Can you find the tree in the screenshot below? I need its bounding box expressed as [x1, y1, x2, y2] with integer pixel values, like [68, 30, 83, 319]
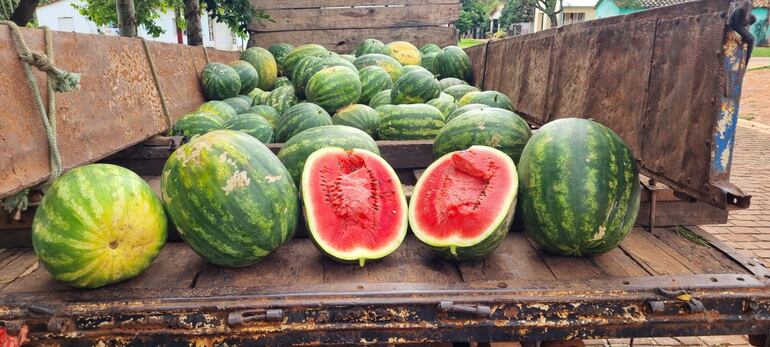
[455, 0, 501, 37]
[530, 0, 563, 28]
[115, 0, 138, 36]
[184, 0, 202, 45]
[72, 0, 183, 37]
[499, 0, 533, 30]
[4, 0, 39, 26]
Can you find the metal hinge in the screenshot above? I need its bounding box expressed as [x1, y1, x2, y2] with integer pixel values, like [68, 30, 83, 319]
[438, 301, 492, 317]
[647, 288, 705, 314]
[228, 309, 284, 326]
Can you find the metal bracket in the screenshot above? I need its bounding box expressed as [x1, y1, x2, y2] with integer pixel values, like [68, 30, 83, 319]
[228, 309, 284, 326]
[642, 179, 666, 232]
[438, 301, 492, 317]
[655, 288, 705, 314]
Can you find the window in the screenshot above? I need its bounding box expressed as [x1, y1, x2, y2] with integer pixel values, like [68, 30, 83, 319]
[58, 17, 75, 31]
[208, 16, 215, 42]
[563, 12, 586, 26]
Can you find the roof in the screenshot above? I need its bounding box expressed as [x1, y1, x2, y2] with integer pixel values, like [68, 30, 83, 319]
[615, 0, 691, 9]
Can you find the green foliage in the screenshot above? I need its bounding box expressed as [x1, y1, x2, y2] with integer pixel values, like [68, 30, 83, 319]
[455, 0, 501, 34]
[202, 0, 271, 38]
[614, 0, 643, 8]
[500, 0, 533, 29]
[458, 38, 486, 48]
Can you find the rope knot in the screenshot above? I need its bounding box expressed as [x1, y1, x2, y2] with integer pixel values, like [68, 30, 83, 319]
[23, 51, 81, 92]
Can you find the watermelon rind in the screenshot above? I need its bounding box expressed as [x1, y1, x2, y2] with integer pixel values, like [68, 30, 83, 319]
[240, 47, 278, 91]
[227, 60, 260, 95]
[201, 63, 241, 101]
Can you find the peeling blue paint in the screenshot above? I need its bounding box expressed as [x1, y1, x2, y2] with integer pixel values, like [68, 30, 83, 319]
[711, 33, 746, 177]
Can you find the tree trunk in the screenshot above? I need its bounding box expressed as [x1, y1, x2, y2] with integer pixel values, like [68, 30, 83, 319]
[547, 12, 558, 28]
[185, 0, 203, 46]
[115, 0, 137, 37]
[9, 0, 40, 26]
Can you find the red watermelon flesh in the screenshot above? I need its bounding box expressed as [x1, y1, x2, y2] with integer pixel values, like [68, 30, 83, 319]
[302, 147, 407, 265]
[410, 146, 518, 250]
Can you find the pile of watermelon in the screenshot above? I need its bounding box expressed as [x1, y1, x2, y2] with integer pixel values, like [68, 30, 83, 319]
[28, 38, 642, 289]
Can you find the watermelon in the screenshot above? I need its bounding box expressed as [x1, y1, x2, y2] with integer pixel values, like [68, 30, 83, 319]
[249, 88, 270, 105]
[339, 54, 356, 63]
[293, 56, 358, 98]
[306, 66, 362, 113]
[443, 84, 480, 101]
[241, 47, 278, 90]
[276, 103, 333, 142]
[380, 41, 421, 65]
[518, 118, 641, 256]
[277, 125, 380, 185]
[434, 108, 531, 162]
[247, 105, 280, 128]
[353, 54, 404, 82]
[274, 77, 292, 88]
[32, 164, 167, 288]
[161, 130, 298, 267]
[198, 100, 237, 122]
[427, 93, 458, 118]
[459, 91, 513, 111]
[222, 96, 252, 114]
[419, 43, 442, 55]
[420, 52, 439, 75]
[409, 146, 517, 260]
[332, 104, 380, 137]
[302, 147, 407, 266]
[446, 103, 490, 122]
[267, 43, 294, 74]
[369, 89, 392, 108]
[402, 65, 429, 74]
[355, 38, 385, 57]
[438, 77, 469, 90]
[376, 104, 445, 140]
[227, 60, 260, 94]
[390, 70, 441, 104]
[223, 113, 274, 143]
[266, 85, 298, 114]
[358, 66, 393, 104]
[283, 44, 329, 80]
[435, 46, 473, 82]
[201, 63, 241, 100]
[172, 112, 223, 138]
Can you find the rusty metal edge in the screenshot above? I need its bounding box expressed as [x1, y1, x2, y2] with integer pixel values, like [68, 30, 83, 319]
[689, 225, 770, 280]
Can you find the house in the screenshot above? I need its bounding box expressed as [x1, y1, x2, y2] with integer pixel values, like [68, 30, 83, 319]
[35, 0, 244, 50]
[595, 0, 769, 46]
[532, 0, 599, 33]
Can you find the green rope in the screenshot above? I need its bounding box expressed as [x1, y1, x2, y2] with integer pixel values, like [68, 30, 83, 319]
[0, 22, 80, 216]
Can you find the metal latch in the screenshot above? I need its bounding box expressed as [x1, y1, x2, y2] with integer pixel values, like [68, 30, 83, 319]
[438, 301, 491, 317]
[647, 288, 705, 314]
[228, 309, 284, 326]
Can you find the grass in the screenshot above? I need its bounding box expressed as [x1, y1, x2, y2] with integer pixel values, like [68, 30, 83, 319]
[753, 46, 770, 58]
[458, 38, 487, 49]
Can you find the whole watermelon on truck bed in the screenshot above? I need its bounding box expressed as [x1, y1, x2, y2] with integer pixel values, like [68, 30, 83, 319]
[302, 147, 408, 266]
[353, 54, 404, 82]
[332, 104, 380, 138]
[268, 43, 294, 74]
[32, 164, 167, 288]
[355, 38, 385, 57]
[283, 44, 329, 80]
[198, 100, 237, 122]
[172, 112, 223, 138]
[435, 46, 473, 82]
[376, 104, 445, 140]
[433, 107, 531, 162]
[409, 146, 518, 261]
[161, 130, 298, 267]
[390, 70, 441, 104]
[223, 113, 274, 143]
[518, 118, 640, 256]
[459, 91, 514, 111]
[201, 63, 241, 100]
[275, 103, 333, 142]
[227, 60, 259, 94]
[306, 66, 362, 113]
[358, 66, 393, 104]
[380, 41, 421, 65]
[241, 47, 278, 90]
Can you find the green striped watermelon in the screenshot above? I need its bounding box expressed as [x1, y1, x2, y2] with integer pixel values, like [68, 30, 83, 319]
[419, 43, 442, 55]
[266, 85, 298, 114]
[293, 56, 358, 98]
[247, 105, 280, 128]
[443, 84, 480, 101]
[434, 108, 531, 162]
[391, 70, 441, 104]
[223, 113, 274, 143]
[353, 54, 404, 82]
[339, 54, 356, 63]
[409, 146, 517, 260]
[274, 77, 292, 88]
[358, 66, 393, 104]
[249, 88, 270, 105]
[459, 91, 513, 111]
[420, 52, 439, 75]
[355, 38, 385, 57]
[33, 164, 167, 288]
[435, 46, 472, 82]
[276, 103, 333, 142]
[439, 77, 469, 90]
[222, 96, 252, 114]
[227, 60, 260, 94]
[277, 125, 380, 185]
[283, 44, 329, 80]
[201, 63, 241, 100]
[402, 65, 429, 74]
[268, 43, 294, 75]
[518, 118, 641, 256]
[198, 100, 237, 122]
[380, 41, 421, 65]
[332, 104, 380, 137]
[376, 104, 445, 140]
[369, 89, 392, 108]
[306, 66, 362, 113]
[446, 103, 489, 122]
[427, 93, 458, 118]
[241, 47, 278, 91]
[172, 112, 223, 138]
[161, 130, 298, 267]
[302, 147, 407, 266]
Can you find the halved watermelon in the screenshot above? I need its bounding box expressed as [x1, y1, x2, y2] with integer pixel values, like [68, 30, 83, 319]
[409, 146, 518, 260]
[302, 147, 407, 266]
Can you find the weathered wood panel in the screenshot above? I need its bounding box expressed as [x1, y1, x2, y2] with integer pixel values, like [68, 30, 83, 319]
[249, 26, 456, 53]
[464, 43, 486, 88]
[256, 0, 459, 9]
[0, 27, 239, 198]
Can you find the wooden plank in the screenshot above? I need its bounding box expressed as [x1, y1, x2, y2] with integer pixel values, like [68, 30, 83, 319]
[591, 248, 651, 278]
[322, 237, 462, 284]
[619, 228, 695, 275]
[378, 140, 434, 169]
[636, 199, 727, 227]
[458, 232, 557, 282]
[526, 237, 606, 280]
[195, 239, 325, 288]
[464, 43, 486, 88]
[147, 43, 209, 124]
[650, 227, 746, 274]
[250, 26, 457, 54]
[254, 0, 460, 10]
[0, 249, 39, 291]
[250, 4, 460, 32]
